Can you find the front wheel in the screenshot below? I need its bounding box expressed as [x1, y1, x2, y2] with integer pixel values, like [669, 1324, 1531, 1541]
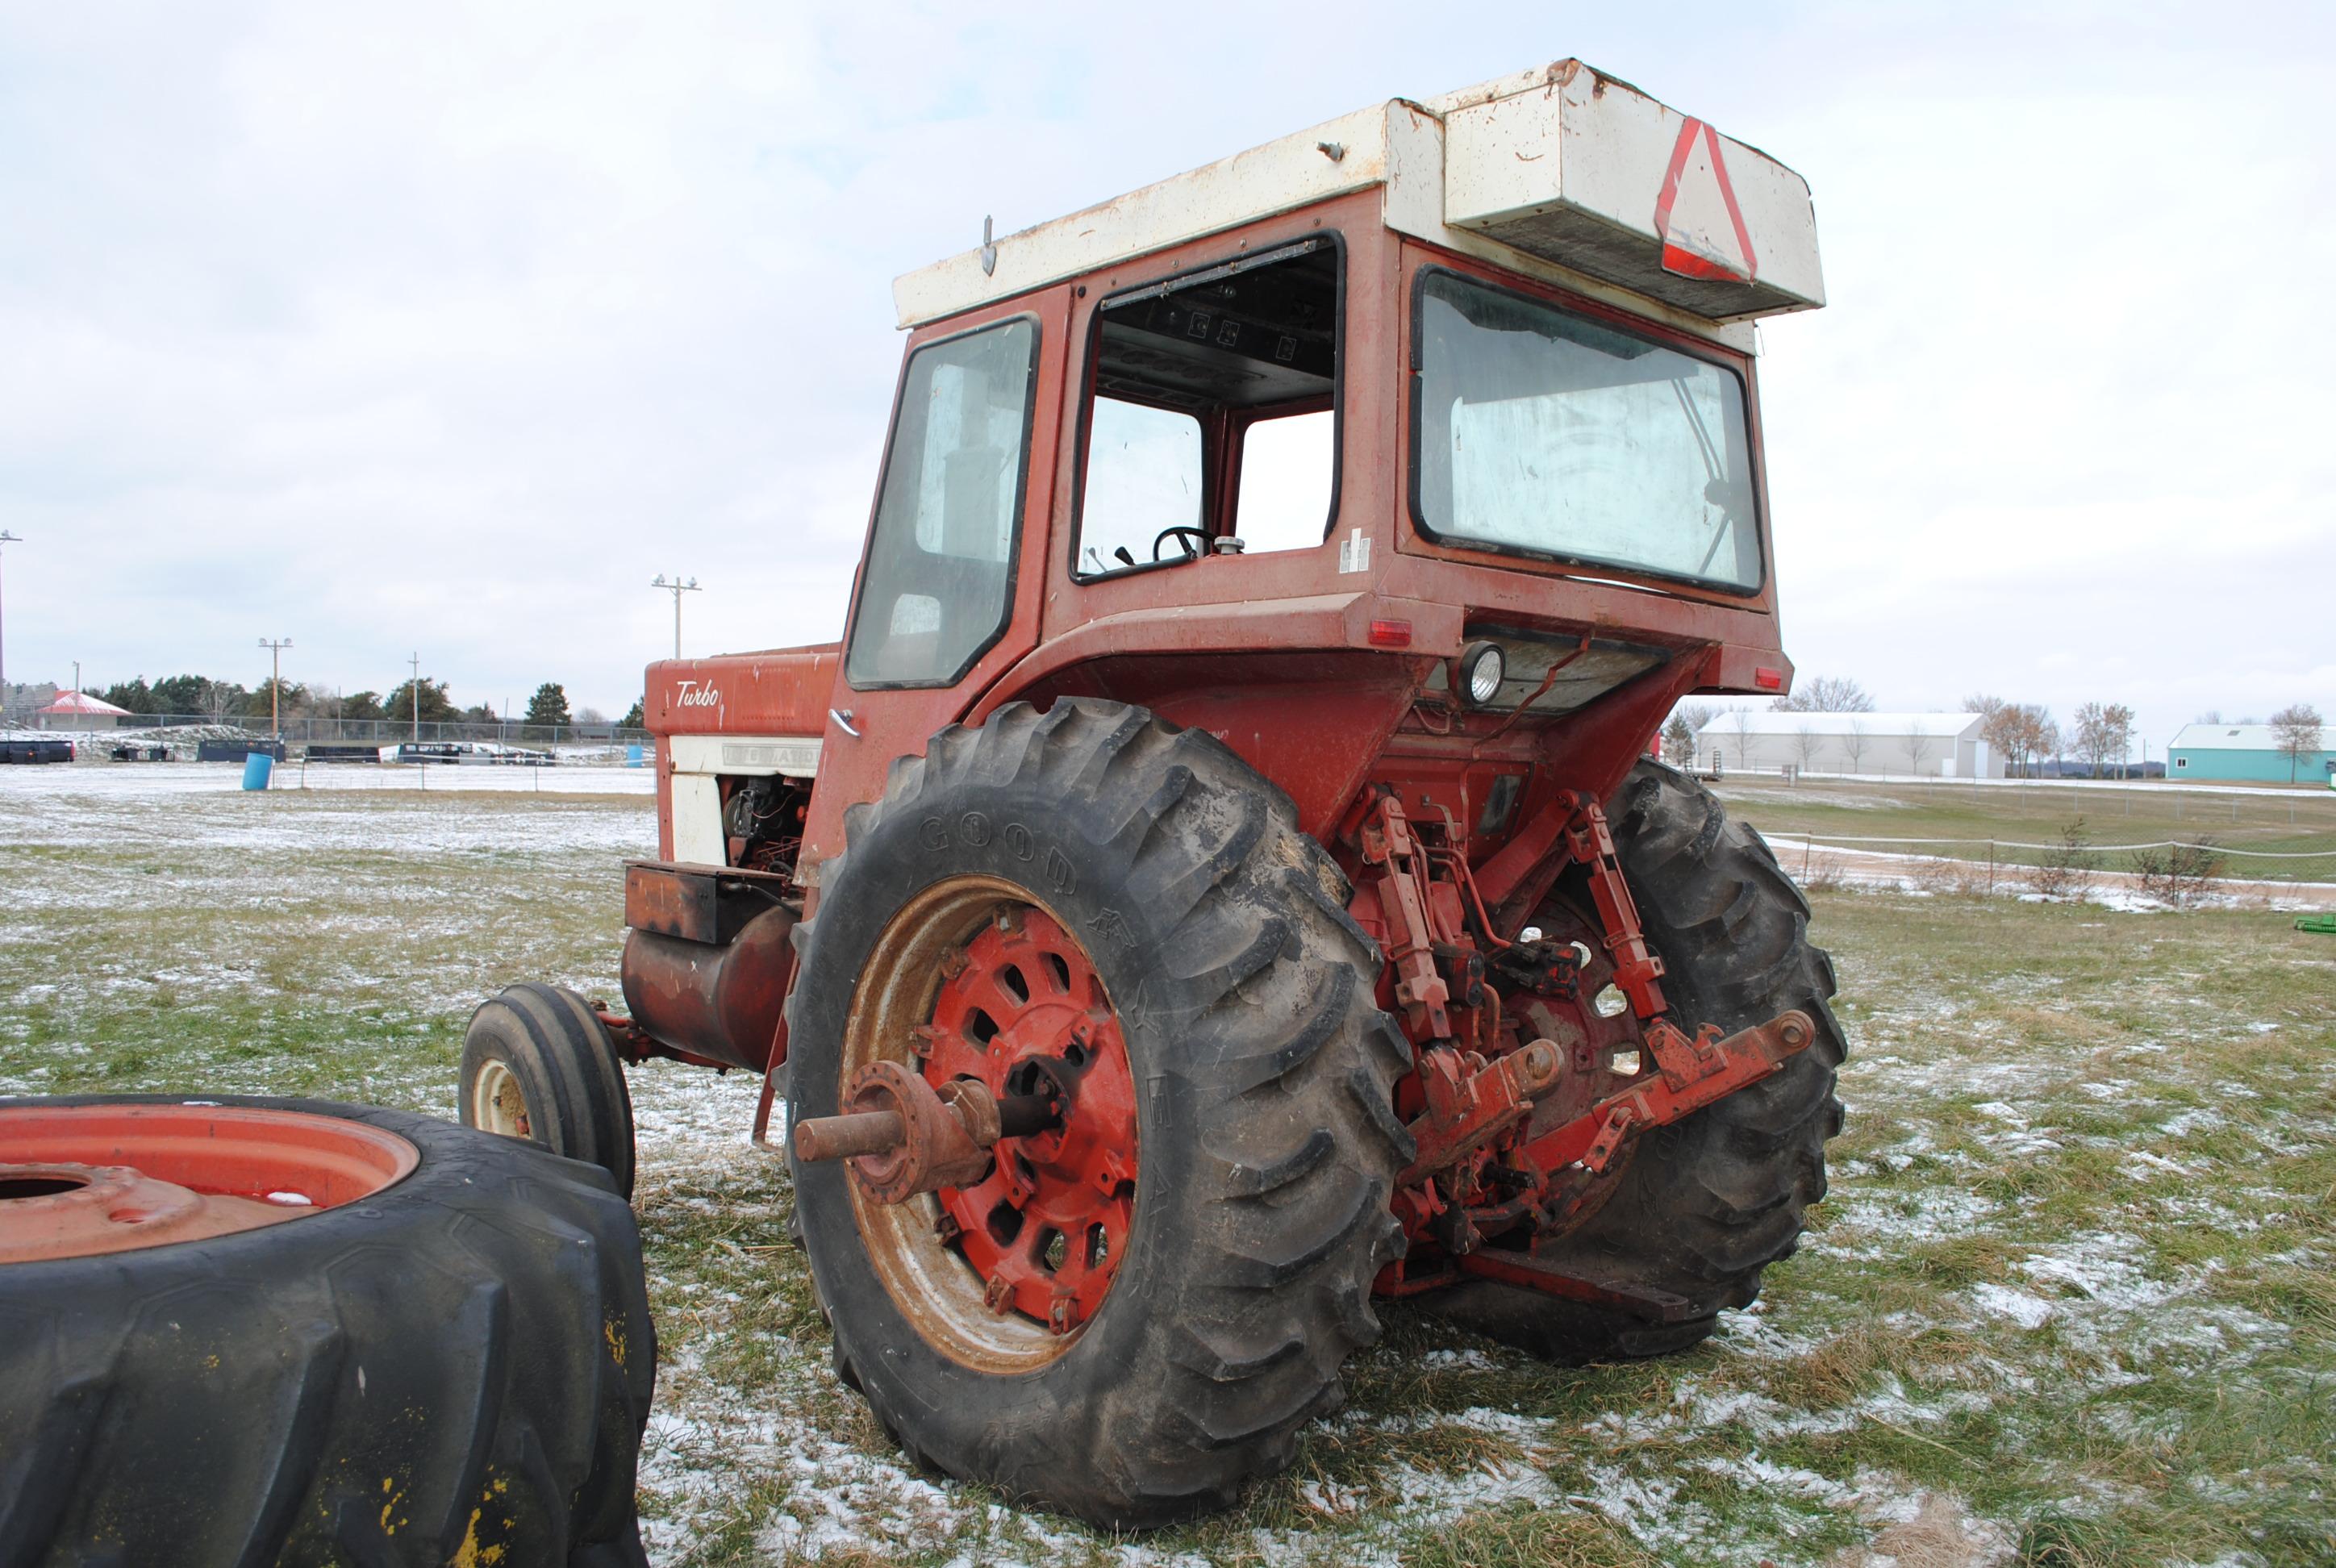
[461, 982, 637, 1199]
[786, 700, 1411, 1527]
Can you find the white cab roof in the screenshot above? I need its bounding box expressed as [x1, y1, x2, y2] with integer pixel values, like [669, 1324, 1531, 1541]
[895, 60, 1823, 343]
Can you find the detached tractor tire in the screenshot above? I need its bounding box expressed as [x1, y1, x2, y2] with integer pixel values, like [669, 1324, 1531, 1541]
[1425, 758, 1846, 1362]
[0, 1095, 656, 1568]
[461, 982, 638, 1199]
[786, 699, 1411, 1528]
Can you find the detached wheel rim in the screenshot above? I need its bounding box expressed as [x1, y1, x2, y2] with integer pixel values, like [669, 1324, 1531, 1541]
[0, 1103, 419, 1263]
[472, 1059, 532, 1138]
[840, 875, 1137, 1372]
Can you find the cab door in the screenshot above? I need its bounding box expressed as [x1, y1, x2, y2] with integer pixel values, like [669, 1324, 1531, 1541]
[799, 287, 1071, 875]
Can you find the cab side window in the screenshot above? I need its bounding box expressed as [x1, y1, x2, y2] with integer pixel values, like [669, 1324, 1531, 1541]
[1074, 239, 1338, 577]
[846, 319, 1039, 687]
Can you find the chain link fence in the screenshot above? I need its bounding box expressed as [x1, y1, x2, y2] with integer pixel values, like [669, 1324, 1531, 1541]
[19, 711, 653, 750]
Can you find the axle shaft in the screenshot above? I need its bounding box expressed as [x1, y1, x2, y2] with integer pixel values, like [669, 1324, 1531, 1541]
[792, 1062, 1062, 1204]
[792, 1109, 906, 1162]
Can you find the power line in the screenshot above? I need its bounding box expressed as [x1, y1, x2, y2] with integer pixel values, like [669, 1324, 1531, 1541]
[0, 531, 20, 699]
[651, 574, 701, 660]
[258, 637, 294, 740]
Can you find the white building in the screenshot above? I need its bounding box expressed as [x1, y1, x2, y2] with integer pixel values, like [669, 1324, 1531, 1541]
[1692, 711, 2002, 779]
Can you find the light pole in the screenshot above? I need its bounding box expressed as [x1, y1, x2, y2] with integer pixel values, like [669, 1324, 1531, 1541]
[408, 652, 422, 744]
[0, 531, 20, 703]
[651, 574, 701, 660]
[258, 638, 294, 740]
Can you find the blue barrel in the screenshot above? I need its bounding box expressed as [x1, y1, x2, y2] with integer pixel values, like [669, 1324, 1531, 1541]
[241, 751, 275, 790]
[626, 744, 645, 768]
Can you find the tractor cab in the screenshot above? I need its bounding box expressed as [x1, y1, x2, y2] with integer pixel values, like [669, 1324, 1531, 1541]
[646, 59, 1823, 885]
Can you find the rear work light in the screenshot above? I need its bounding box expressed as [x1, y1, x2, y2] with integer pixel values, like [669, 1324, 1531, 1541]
[1456, 640, 1506, 707]
[1367, 619, 1413, 648]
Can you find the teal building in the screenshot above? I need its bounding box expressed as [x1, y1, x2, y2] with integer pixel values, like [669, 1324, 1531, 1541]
[2167, 722, 2335, 785]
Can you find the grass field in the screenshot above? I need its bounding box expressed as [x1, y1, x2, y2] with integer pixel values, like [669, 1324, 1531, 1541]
[1714, 778, 2336, 887]
[4, 773, 2332, 1566]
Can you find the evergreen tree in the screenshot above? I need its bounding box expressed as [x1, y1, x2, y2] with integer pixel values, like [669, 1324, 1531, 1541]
[619, 699, 645, 730]
[100, 678, 156, 715]
[383, 677, 458, 726]
[524, 682, 573, 728]
[148, 673, 214, 716]
[244, 678, 305, 719]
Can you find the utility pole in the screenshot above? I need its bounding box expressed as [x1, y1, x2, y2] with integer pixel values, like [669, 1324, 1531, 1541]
[409, 652, 422, 744]
[258, 637, 294, 740]
[0, 531, 20, 703]
[651, 574, 701, 659]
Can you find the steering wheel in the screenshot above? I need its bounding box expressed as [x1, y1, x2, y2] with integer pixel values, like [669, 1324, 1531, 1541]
[1152, 526, 1212, 561]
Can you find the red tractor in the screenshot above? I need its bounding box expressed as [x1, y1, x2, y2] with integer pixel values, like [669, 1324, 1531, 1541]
[464, 60, 1842, 1526]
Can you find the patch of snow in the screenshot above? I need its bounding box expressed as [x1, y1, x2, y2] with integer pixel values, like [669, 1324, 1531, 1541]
[1969, 1284, 2054, 1329]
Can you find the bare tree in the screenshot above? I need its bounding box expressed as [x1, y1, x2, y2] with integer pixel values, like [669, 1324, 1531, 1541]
[1985, 703, 2056, 779]
[1727, 706, 1758, 771]
[1968, 694, 2024, 777]
[2193, 709, 2223, 725]
[2099, 703, 2134, 778]
[1659, 702, 1714, 769]
[1842, 718, 1871, 774]
[2271, 703, 2325, 784]
[1773, 674, 1876, 714]
[1900, 726, 1940, 777]
[2072, 701, 2136, 778]
[1790, 723, 1824, 775]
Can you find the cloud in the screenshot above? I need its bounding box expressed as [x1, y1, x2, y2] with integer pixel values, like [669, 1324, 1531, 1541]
[2, 1, 2328, 753]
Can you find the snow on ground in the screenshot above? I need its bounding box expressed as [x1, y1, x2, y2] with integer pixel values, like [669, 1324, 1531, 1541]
[0, 771, 651, 858]
[0, 758, 652, 800]
[1789, 841, 2336, 911]
[6, 778, 2328, 1565]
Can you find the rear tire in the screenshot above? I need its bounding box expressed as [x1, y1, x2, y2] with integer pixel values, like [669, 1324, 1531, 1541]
[1424, 758, 1845, 1362]
[0, 1095, 656, 1567]
[461, 982, 637, 1199]
[786, 699, 1411, 1528]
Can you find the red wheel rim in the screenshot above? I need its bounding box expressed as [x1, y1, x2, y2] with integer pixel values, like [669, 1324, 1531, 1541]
[838, 877, 1140, 1370]
[0, 1103, 419, 1263]
[920, 906, 1137, 1334]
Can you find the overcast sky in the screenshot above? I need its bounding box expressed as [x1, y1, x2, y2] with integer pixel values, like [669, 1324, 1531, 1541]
[2, 2, 2329, 752]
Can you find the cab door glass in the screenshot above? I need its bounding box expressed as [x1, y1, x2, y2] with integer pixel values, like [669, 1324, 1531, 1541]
[846, 319, 1038, 686]
[1077, 398, 1203, 574]
[1233, 409, 1332, 554]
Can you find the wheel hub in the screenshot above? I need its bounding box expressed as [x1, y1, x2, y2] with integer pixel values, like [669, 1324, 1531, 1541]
[918, 907, 1137, 1335]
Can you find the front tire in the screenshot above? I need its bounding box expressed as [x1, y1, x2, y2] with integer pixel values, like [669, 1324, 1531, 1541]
[461, 982, 637, 1199]
[786, 699, 1411, 1527]
[1425, 758, 1846, 1362]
